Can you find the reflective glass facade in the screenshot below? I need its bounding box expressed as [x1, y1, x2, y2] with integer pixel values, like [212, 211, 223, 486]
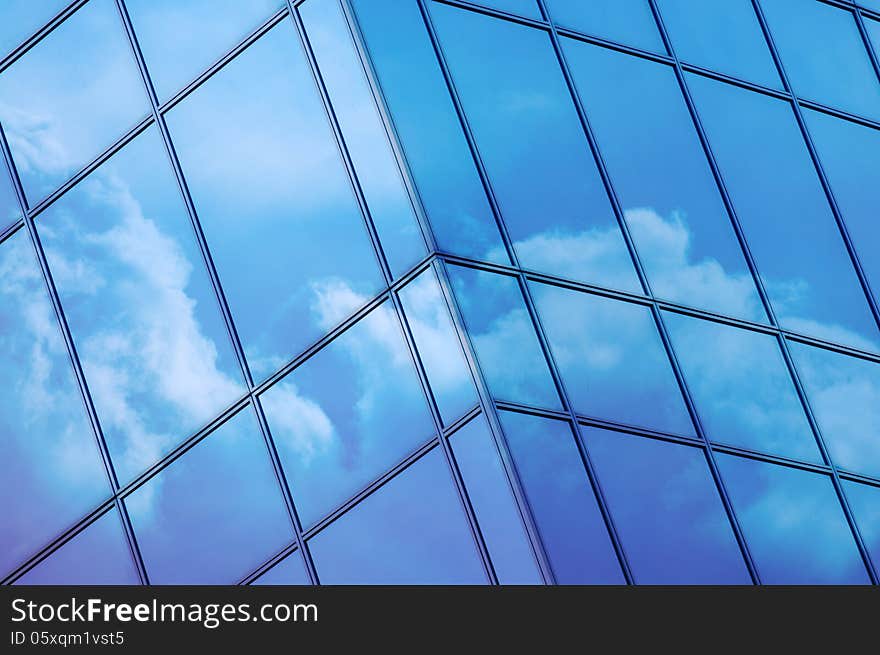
[2, 0, 878, 586]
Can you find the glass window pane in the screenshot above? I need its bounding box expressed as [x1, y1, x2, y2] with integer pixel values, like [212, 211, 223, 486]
[398, 268, 477, 426]
[0, 0, 69, 58]
[718, 454, 869, 584]
[126, 408, 293, 585]
[260, 302, 435, 527]
[565, 41, 765, 322]
[545, 0, 665, 53]
[789, 342, 880, 479]
[351, 0, 508, 263]
[0, 229, 110, 578]
[656, 0, 780, 88]
[479, 0, 540, 19]
[0, 0, 149, 203]
[805, 109, 880, 310]
[586, 428, 750, 584]
[688, 74, 880, 353]
[126, 0, 284, 101]
[450, 417, 542, 584]
[433, 5, 640, 293]
[447, 266, 561, 410]
[252, 551, 311, 586]
[37, 128, 246, 484]
[664, 312, 820, 462]
[868, 18, 880, 55]
[16, 510, 139, 585]
[761, 0, 880, 120]
[300, 0, 425, 278]
[499, 411, 623, 583]
[843, 481, 880, 571]
[532, 283, 694, 436]
[167, 21, 384, 383]
[1, 165, 19, 230]
[309, 449, 486, 584]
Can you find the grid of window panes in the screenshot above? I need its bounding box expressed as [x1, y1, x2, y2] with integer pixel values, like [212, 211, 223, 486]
[2, 0, 879, 586]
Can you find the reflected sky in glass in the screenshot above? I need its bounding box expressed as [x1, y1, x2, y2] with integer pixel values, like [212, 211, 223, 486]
[761, 0, 880, 120]
[789, 342, 880, 479]
[868, 18, 880, 57]
[300, 0, 426, 279]
[38, 128, 245, 484]
[0, 0, 149, 204]
[126, 408, 293, 585]
[0, 229, 110, 578]
[499, 411, 623, 583]
[1, 165, 19, 230]
[167, 20, 384, 383]
[0, 0, 69, 58]
[843, 481, 880, 572]
[480, 0, 540, 19]
[309, 448, 486, 584]
[565, 40, 765, 322]
[546, 0, 665, 53]
[125, 0, 284, 101]
[718, 454, 869, 584]
[433, 5, 640, 293]
[532, 283, 694, 436]
[586, 428, 750, 584]
[252, 550, 311, 586]
[352, 0, 508, 263]
[688, 74, 880, 353]
[261, 301, 435, 528]
[450, 417, 542, 584]
[16, 509, 139, 585]
[664, 312, 820, 462]
[656, 0, 780, 88]
[448, 265, 561, 410]
[398, 268, 477, 426]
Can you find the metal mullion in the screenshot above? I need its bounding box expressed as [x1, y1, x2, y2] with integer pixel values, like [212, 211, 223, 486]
[433, 0, 549, 29]
[854, 4, 880, 81]
[0, 218, 25, 245]
[0, 0, 88, 73]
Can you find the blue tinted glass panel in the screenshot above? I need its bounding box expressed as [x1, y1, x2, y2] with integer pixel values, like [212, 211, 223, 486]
[868, 18, 880, 54]
[565, 41, 764, 321]
[656, 0, 780, 88]
[479, 0, 540, 19]
[0, 0, 149, 203]
[546, 0, 664, 53]
[38, 129, 245, 483]
[448, 266, 561, 410]
[0, 229, 110, 578]
[761, 0, 880, 120]
[16, 510, 139, 585]
[450, 418, 542, 584]
[499, 411, 622, 583]
[805, 109, 880, 310]
[300, 0, 425, 278]
[261, 302, 435, 527]
[351, 0, 508, 263]
[532, 283, 694, 435]
[168, 21, 384, 382]
[252, 551, 311, 586]
[664, 312, 820, 462]
[126, 409, 293, 584]
[789, 342, 880, 479]
[433, 5, 640, 293]
[586, 429, 750, 584]
[689, 74, 880, 353]
[1, 166, 19, 230]
[0, 0, 69, 58]
[398, 268, 477, 426]
[843, 481, 880, 570]
[126, 0, 284, 101]
[309, 449, 486, 584]
[718, 454, 869, 584]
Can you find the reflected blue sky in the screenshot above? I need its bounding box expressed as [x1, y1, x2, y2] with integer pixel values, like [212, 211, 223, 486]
[309, 448, 486, 584]
[167, 19, 384, 383]
[260, 301, 435, 528]
[499, 411, 623, 583]
[125, 408, 293, 585]
[0, 229, 111, 578]
[664, 312, 821, 462]
[868, 18, 880, 58]
[433, 4, 641, 294]
[0, 0, 69, 59]
[585, 428, 750, 584]
[532, 282, 694, 436]
[37, 127, 245, 484]
[480, 0, 540, 19]
[546, 0, 665, 53]
[718, 454, 869, 584]
[0, 0, 149, 204]
[252, 550, 311, 586]
[844, 481, 880, 570]
[564, 40, 765, 322]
